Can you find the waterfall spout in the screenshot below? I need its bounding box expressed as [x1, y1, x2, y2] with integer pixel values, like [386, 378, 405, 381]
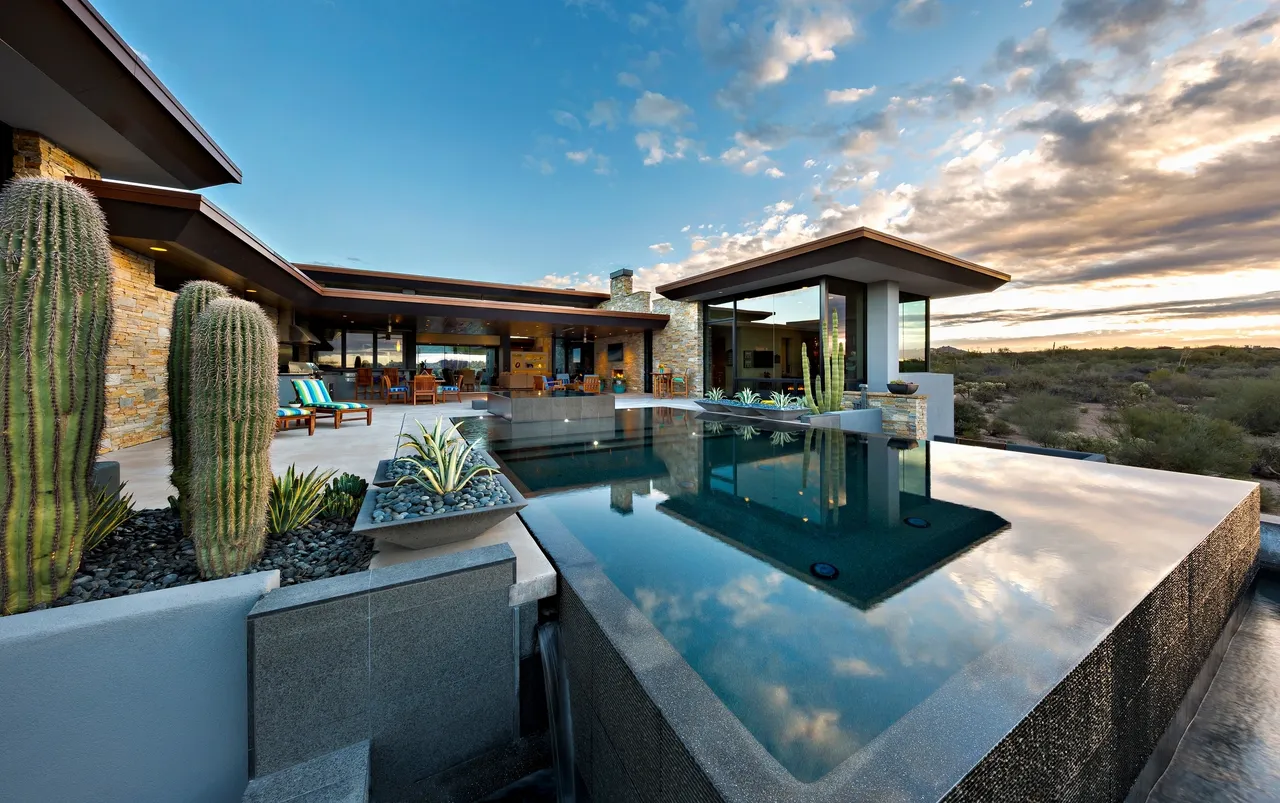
[538, 621, 576, 803]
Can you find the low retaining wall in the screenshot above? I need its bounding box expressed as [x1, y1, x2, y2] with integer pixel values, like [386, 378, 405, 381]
[0, 571, 280, 803]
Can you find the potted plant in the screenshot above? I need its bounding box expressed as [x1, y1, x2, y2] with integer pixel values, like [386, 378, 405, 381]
[709, 389, 810, 422]
[373, 420, 497, 487]
[353, 420, 526, 549]
[694, 387, 730, 413]
[887, 379, 919, 395]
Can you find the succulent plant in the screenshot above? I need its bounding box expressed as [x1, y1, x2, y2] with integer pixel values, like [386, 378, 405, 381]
[187, 298, 277, 577]
[395, 435, 498, 495]
[734, 424, 760, 440]
[769, 430, 798, 446]
[167, 280, 229, 530]
[705, 387, 726, 401]
[0, 178, 113, 614]
[84, 483, 137, 552]
[801, 311, 845, 414]
[733, 388, 761, 405]
[321, 472, 369, 519]
[397, 418, 455, 465]
[770, 390, 800, 409]
[268, 465, 336, 534]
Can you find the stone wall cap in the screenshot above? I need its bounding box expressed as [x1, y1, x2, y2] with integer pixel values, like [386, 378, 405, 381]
[610, 268, 635, 279]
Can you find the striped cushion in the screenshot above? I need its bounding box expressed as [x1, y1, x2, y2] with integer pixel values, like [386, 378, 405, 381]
[440, 385, 459, 391]
[309, 401, 370, 410]
[292, 378, 332, 405]
[276, 407, 307, 417]
[389, 386, 408, 393]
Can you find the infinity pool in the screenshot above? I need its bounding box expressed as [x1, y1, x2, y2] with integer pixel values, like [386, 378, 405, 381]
[454, 408, 1259, 793]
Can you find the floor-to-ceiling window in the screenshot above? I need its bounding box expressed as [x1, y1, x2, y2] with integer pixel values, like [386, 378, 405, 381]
[705, 300, 736, 394]
[376, 333, 405, 368]
[345, 332, 374, 368]
[823, 278, 867, 390]
[416, 345, 496, 386]
[899, 295, 929, 372]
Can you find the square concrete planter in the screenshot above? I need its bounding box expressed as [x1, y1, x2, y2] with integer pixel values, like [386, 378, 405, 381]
[372, 452, 498, 488]
[352, 473, 528, 550]
[693, 400, 730, 414]
[713, 403, 809, 422]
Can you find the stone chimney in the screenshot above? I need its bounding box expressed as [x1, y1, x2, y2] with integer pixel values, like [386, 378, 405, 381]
[610, 268, 634, 298]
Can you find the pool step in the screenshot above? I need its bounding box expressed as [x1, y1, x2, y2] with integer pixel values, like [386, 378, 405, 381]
[242, 740, 369, 803]
[1145, 576, 1280, 802]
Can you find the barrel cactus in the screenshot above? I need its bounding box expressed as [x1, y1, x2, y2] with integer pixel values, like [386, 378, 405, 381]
[187, 298, 276, 577]
[0, 178, 113, 614]
[802, 311, 845, 414]
[167, 280, 229, 530]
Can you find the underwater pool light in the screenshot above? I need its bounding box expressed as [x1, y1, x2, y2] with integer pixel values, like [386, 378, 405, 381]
[904, 516, 931, 528]
[810, 562, 839, 580]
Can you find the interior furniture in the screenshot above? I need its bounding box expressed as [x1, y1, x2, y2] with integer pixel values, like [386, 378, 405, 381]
[652, 373, 674, 399]
[459, 369, 477, 391]
[437, 381, 463, 403]
[412, 374, 437, 405]
[291, 378, 373, 429]
[275, 406, 315, 436]
[672, 370, 691, 397]
[498, 372, 537, 390]
[355, 367, 377, 400]
[583, 375, 601, 394]
[383, 374, 408, 404]
[382, 367, 400, 387]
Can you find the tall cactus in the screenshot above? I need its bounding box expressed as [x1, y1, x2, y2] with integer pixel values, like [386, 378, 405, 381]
[167, 280, 229, 531]
[802, 311, 845, 414]
[0, 178, 113, 614]
[188, 298, 276, 577]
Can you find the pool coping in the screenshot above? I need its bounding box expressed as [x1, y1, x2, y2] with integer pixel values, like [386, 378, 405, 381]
[521, 447, 1262, 802]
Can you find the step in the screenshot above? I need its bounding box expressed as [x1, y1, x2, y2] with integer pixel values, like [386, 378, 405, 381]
[243, 740, 369, 803]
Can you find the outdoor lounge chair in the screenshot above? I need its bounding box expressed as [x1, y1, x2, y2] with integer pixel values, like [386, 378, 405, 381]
[382, 374, 408, 404]
[275, 406, 315, 435]
[291, 378, 373, 429]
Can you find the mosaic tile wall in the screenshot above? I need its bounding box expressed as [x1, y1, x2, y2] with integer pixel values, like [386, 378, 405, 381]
[558, 488, 1260, 803]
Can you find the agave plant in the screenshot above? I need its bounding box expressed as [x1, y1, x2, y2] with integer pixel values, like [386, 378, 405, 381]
[398, 418, 454, 464]
[769, 430, 798, 446]
[84, 484, 138, 552]
[396, 435, 498, 496]
[703, 420, 726, 434]
[268, 465, 336, 534]
[770, 391, 800, 409]
[733, 388, 761, 406]
[734, 424, 761, 440]
[321, 472, 369, 519]
[705, 387, 726, 401]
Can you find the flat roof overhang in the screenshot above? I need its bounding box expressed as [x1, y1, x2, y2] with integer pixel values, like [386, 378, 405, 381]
[655, 227, 1010, 302]
[71, 178, 669, 333]
[0, 0, 241, 189]
[299, 263, 610, 309]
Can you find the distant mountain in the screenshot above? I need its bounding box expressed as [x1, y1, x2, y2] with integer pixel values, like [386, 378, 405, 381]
[933, 345, 968, 355]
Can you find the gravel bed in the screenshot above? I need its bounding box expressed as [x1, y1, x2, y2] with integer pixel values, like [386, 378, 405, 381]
[34, 508, 373, 610]
[371, 474, 511, 522]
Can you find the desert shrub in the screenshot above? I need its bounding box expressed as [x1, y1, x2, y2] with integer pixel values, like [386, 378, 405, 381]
[986, 417, 1015, 437]
[1202, 379, 1280, 435]
[1000, 393, 1080, 447]
[1107, 400, 1255, 477]
[321, 473, 369, 519]
[1129, 381, 1154, 401]
[1006, 371, 1052, 394]
[1262, 485, 1280, 515]
[267, 465, 335, 534]
[954, 398, 988, 438]
[1252, 440, 1280, 480]
[1149, 372, 1208, 402]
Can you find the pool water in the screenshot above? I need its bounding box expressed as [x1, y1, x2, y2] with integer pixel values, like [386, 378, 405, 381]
[453, 408, 1247, 783]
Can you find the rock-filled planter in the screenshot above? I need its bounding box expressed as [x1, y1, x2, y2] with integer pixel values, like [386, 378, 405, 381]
[31, 509, 373, 610]
[372, 450, 498, 488]
[352, 473, 528, 550]
[704, 400, 810, 422]
[693, 399, 730, 414]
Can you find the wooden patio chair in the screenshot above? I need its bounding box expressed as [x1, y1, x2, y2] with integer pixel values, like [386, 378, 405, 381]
[291, 378, 373, 429]
[383, 373, 408, 404]
[459, 369, 476, 391]
[275, 406, 315, 435]
[437, 377, 463, 403]
[583, 375, 601, 393]
[672, 369, 693, 397]
[382, 367, 400, 387]
[355, 367, 376, 400]
[412, 373, 438, 405]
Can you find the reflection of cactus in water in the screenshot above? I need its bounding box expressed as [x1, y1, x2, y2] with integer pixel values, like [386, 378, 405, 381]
[800, 428, 846, 525]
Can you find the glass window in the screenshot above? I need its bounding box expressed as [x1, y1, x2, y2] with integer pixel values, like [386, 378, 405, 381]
[824, 278, 866, 390]
[376, 333, 404, 368]
[705, 299, 735, 395]
[899, 297, 928, 372]
[316, 330, 341, 368]
[345, 332, 373, 368]
[731, 285, 819, 398]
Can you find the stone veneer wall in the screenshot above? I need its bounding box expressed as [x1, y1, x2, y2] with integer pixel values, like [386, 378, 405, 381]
[102, 247, 177, 453]
[11, 130, 102, 181]
[597, 272, 703, 395]
[597, 281, 651, 393]
[844, 391, 928, 440]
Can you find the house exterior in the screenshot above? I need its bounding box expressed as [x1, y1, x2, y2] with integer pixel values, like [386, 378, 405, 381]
[2, 0, 1008, 452]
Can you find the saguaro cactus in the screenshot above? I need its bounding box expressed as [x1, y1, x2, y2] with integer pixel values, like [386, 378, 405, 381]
[188, 298, 276, 577]
[167, 280, 229, 530]
[0, 178, 113, 614]
[802, 311, 845, 414]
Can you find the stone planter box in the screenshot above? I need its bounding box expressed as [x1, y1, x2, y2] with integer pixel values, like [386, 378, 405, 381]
[372, 452, 499, 488]
[693, 400, 730, 413]
[712, 402, 809, 422]
[352, 474, 528, 550]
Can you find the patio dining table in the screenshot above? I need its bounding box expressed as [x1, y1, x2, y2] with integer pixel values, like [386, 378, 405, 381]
[652, 373, 674, 399]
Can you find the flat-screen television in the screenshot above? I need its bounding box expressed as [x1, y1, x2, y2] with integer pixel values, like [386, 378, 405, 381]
[607, 343, 624, 362]
[745, 349, 774, 368]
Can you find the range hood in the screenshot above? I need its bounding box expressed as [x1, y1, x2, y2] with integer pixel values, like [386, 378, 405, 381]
[285, 323, 320, 346]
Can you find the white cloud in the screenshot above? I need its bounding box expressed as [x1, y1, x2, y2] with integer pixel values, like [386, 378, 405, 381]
[630, 91, 694, 129]
[767, 201, 794, 214]
[765, 166, 786, 178]
[594, 154, 613, 175]
[831, 657, 884, 677]
[754, 11, 856, 86]
[803, 159, 818, 169]
[649, 242, 674, 254]
[617, 71, 643, 89]
[680, 224, 691, 232]
[565, 149, 593, 164]
[551, 110, 581, 131]
[826, 86, 877, 104]
[585, 99, 620, 130]
[635, 131, 697, 165]
[522, 155, 555, 175]
[532, 271, 606, 292]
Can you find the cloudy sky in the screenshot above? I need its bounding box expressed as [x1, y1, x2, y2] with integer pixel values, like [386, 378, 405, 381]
[102, 0, 1280, 349]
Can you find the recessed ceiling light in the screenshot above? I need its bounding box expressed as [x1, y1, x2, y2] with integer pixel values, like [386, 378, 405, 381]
[149, 246, 168, 252]
[245, 289, 257, 293]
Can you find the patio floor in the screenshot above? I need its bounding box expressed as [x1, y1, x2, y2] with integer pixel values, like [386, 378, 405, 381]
[107, 393, 700, 509]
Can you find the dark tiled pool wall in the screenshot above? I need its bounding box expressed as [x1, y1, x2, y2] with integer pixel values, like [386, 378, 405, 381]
[942, 487, 1260, 803]
[246, 545, 519, 799]
[560, 584, 726, 803]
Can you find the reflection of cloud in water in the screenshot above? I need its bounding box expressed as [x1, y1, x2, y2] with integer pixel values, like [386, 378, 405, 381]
[716, 571, 786, 626]
[634, 585, 711, 650]
[761, 684, 862, 776]
[831, 657, 883, 677]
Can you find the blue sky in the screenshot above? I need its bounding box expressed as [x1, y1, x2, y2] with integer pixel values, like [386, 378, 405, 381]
[98, 0, 1280, 349]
